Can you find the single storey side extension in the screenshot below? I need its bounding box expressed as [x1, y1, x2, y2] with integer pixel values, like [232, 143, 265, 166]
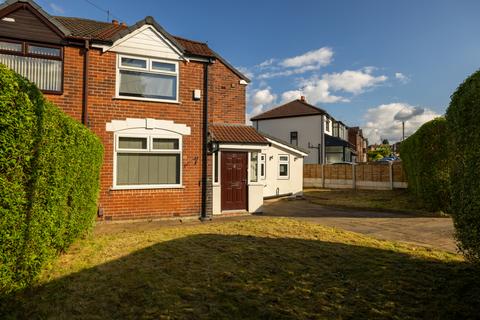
[209, 124, 307, 215]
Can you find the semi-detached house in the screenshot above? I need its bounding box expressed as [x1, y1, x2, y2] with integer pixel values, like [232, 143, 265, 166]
[0, 0, 306, 220]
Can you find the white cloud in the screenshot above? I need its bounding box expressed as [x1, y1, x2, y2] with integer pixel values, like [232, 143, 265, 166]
[281, 78, 348, 104]
[281, 47, 333, 68]
[236, 66, 254, 80]
[252, 88, 276, 106]
[258, 65, 320, 79]
[281, 90, 304, 103]
[246, 88, 277, 123]
[278, 68, 387, 104]
[258, 58, 276, 68]
[257, 47, 333, 79]
[362, 103, 441, 144]
[323, 69, 388, 94]
[395, 72, 410, 84]
[49, 2, 65, 14]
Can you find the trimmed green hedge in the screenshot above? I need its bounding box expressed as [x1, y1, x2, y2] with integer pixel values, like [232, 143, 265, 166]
[446, 70, 480, 262]
[399, 117, 450, 212]
[0, 64, 103, 293]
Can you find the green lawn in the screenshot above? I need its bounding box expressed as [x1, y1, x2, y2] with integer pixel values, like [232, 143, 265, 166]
[1, 218, 478, 319]
[304, 189, 444, 215]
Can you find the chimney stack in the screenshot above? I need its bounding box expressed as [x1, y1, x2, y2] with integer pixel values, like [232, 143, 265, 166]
[112, 19, 119, 25]
[300, 95, 306, 102]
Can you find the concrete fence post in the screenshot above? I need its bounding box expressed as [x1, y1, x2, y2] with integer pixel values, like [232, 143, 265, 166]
[389, 162, 394, 190]
[322, 164, 325, 188]
[352, 163, 356, 190]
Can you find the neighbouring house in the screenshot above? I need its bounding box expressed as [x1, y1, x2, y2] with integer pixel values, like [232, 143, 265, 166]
[251, 96, 355, 164]
[0, 0, 306, 220]
[348, 127, 368, 162]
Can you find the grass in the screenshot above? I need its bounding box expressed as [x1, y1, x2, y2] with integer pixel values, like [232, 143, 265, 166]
[304, 188, 444, 216]
[1, 218, 478, 319]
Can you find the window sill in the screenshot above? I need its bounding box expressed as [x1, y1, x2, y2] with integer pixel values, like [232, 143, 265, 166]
[110, 185, 184, 191]
[113, 96, 180, 104]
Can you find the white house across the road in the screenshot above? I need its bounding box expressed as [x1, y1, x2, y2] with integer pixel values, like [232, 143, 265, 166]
[251, 97, 355, 164]
[209, 124, 308, 215]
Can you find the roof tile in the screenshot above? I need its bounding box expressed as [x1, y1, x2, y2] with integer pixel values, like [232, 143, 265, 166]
[209, 124, 269, 144]
[251, 99, 327, 121]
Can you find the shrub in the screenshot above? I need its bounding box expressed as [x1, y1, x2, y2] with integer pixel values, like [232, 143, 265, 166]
[0, 64, 103, 293]
[446, 70, 480, 262]
[399, 117, 450, 212]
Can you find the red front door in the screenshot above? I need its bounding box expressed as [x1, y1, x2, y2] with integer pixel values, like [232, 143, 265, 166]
[221, 152, 248, 211]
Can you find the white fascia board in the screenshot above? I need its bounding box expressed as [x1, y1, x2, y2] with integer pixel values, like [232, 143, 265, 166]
[219, 143, 267, 151]
[266, 138, 308, 157]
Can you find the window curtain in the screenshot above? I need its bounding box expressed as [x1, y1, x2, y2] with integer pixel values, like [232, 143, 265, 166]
[0, 54, 62, 91]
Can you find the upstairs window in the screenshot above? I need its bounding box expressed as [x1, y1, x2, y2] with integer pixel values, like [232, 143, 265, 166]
[290, 131, 298, 146]
[0, 40, 63, 93]
[117, 55, 178, 102]
[333, 122, 339, 137]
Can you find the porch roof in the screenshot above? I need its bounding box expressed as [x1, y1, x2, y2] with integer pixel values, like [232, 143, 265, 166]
[209, 124, 269, 145]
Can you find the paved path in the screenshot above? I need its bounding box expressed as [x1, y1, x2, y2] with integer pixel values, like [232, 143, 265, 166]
[259, 198, 456, 253]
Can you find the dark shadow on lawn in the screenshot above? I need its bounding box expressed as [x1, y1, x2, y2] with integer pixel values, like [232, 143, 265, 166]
[260, 199, 444, 219]
[1, 235, 478, 319]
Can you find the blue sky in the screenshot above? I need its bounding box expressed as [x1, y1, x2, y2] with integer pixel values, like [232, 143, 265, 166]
[35, 0, 480, 143]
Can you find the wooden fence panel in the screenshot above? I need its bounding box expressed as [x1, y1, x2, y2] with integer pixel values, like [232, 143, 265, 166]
[303, 162, 407, 190]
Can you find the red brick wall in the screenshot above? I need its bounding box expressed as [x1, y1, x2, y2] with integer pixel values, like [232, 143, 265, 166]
[45, 46, 84, 121]
[209, 60, 246, 124]
[43, 46, 246, 220]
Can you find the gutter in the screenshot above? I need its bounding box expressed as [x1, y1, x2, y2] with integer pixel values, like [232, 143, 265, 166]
[200, 57, 214, 221]
[82, 39, 90, 127]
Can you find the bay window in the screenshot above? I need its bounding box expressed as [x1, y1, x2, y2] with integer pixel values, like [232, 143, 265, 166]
[115, 134, 182, 188]
[117, 55, 178, 102]
[0, 39, 63, 93]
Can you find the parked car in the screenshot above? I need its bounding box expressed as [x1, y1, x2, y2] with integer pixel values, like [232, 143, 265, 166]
[377, 156, 400, 162]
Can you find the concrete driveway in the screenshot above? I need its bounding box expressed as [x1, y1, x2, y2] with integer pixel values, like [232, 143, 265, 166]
[259, 198, 456, 253]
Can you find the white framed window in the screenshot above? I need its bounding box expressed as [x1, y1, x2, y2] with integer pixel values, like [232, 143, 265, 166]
[259, 153, 266, 180]
[116, 54, 179, 103]
[290, 131, 298, 146]
[114, 133, 182, 189]
[0, 40, 63, 93]
[278, 154, 290, 179]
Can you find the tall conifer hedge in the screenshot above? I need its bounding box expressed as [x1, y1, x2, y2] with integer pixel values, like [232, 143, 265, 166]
[446, 70, 480, 262]
[399, 118, 450, 212]
[0, 64, 103, 293]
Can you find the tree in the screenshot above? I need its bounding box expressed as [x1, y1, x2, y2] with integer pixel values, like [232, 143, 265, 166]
[446, 69, 480, 262]
[382, 139, 390, 145]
